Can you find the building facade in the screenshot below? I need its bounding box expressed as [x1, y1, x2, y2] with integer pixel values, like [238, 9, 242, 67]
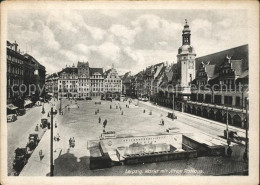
[103, 65, 122, 95]
[55, 62, 122, 99]
[131, 20, 249, 129]
[7, 40, 46, 108]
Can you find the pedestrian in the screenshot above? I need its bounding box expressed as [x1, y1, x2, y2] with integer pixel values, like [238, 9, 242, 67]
[143, 109, 145, 113]
[103, 119, 107, 128]
[69, 138, 72, 148]
[35, 124, 39, 131]
[97, 108, 99, 113]
[161, 119, 164, 126]
[126, 104, 127, 108]
[227, 146, 232, 157]
[55, 121, 57, 128]
[149, 110, 152, 115]
[116, 105, 118, 109]
[95, 110, 97, 115]
[121, 111, 124, 115]
[39, 149, 43, 160]
[99, 117, 101, 123]
[56, 133, 60, 141]
[72, 137, 75, 148]
[110, 105, 112, 109]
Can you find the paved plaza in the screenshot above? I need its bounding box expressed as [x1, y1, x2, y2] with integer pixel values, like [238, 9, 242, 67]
[19, 98, 248, 176]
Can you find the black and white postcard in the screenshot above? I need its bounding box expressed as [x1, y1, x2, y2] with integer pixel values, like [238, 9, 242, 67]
[0, 1, 259, 185]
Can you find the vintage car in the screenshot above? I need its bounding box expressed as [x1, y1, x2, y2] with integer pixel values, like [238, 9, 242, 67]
[26, 134, 39, 151]
[41, 118, 49, 128]
[17, 108, 26, 116]
[7, 114, 17, 122]
[167, 112, 177, 120]
[13, 147, 29, 173]
[86, 97, 92, 100]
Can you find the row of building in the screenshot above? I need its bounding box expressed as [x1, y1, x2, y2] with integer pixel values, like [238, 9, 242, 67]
[121, 21, 249, 129]
[7, 41, 46, 110]
[45, 62, 122, 99]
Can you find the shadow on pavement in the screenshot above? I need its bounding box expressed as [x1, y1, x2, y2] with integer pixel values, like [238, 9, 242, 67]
[50, 150, 90, 176]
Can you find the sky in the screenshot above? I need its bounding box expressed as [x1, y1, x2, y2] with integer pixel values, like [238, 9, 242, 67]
[7, 9, 248, 75]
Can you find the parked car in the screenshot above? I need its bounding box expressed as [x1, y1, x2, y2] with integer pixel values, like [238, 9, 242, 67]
[76, 97, 84, 100]
[86, 97, 92, 100]
[143, 97, 149, 102]
[13, 147, 29, 173]
[7, 114, 17, 122]
[17, 109, 26, 116]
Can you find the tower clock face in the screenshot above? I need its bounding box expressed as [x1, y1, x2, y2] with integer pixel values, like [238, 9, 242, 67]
[188, 61, 194, 69]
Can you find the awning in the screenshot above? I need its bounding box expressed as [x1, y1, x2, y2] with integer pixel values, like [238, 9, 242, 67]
[24, 99, 33, 106]
[7, 104, 18, 110]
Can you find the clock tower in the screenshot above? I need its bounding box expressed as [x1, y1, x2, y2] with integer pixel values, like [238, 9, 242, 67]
[177, 19, 196, 96]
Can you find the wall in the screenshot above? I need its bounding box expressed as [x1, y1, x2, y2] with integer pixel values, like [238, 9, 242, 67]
[100, 134, 183, 152]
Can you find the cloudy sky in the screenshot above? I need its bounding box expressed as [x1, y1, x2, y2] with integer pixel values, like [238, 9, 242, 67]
[7, 9, 248, 75]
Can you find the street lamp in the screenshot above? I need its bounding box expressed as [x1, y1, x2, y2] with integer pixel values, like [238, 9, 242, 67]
[243, 97, 248, 162]
[49, 102, 55, 176]
[226, 107, 232, 157]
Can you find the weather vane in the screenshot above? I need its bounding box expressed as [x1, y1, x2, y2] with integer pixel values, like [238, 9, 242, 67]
[185, 19, 188, 24]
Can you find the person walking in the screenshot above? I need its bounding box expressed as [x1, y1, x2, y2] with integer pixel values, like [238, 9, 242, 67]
[55, 121, 57, 128]
[39, 149, 43, 160]
[35, 124, 39, 131]
[143, 109, 145, 113]
[99, 117, 101, 123]
[69, 138, 72, 148]
[110, 105, 112, 109]
[103, 119, 107, 128]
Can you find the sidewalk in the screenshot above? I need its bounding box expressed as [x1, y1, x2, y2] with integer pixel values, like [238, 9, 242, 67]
[19, 100, 62, 176]
[137, 100, 245, 134]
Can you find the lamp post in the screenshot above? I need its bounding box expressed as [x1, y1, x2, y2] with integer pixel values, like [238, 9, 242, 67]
[243, 97, 248, 162]
[50, 106, 54, 176]
[226, 107, 232, 157]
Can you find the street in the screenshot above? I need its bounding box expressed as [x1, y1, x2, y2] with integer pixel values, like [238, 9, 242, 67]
[18, 98, 248, 176]
[7, 100, 59, 175]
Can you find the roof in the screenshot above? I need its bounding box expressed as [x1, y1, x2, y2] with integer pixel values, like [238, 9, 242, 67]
[237, 70, 248, 79]
[195, 44, 248, 73]
[204, 65, 216, 78]
[58, 67, 78, 75]
[230, 60, 243, 76]
[24, 53, 45, 70]
[103, 69, 112, 78]
[165, 71, 173, 81]
[7, 104, 18, 110]
[89, 68, 103, 76]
